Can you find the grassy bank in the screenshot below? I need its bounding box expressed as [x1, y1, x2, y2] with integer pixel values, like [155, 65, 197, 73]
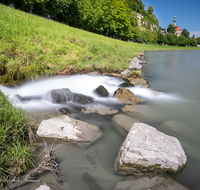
[0, 91, 33, 188]
[0, 3, 198, 86]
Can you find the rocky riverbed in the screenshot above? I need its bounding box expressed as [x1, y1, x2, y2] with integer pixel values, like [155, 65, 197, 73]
[9, 53, 188, 190]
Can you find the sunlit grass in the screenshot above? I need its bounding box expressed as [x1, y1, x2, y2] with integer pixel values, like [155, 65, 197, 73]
[0, 90, 34, 188]
[0, 3, 199, 86]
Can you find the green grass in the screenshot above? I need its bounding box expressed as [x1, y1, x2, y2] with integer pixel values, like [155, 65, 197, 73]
[0, 90, 34, 188]
[0, 3, 199, 86]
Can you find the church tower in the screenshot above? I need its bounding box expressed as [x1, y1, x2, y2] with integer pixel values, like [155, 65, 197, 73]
[173, 16, 176, 27]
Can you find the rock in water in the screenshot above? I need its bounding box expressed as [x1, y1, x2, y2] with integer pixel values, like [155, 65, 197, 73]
[50, 88, 73, 103]
[37, 115, 102, 144]
[128, 78, 149, 88]
[115, 123, 187, 175]
[114, 175, 189, 190]
[93, 85, 109, 97]
[114, 88, 143, 104]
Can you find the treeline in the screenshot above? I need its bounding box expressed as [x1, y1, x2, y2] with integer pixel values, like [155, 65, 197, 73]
[1, 0, 198, 46]
[1, 0, 159, 41]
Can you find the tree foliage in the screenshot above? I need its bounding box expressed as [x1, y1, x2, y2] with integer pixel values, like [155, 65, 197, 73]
[2, 0, 195, 47]
[147, 5, 153, 14]
[181, 28, 190, 38]
[167, 24, 176, 34]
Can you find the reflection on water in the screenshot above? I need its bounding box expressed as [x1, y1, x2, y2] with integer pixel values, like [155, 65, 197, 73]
[1, 50, 200, 190]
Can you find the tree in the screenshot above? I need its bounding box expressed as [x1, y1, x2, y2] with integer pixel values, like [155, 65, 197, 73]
[189, 37, 197, 46]
[147, 5, 153, 14]
[166, 33, 177, 46]
[197, 37, 200, 45]
[157, 31, 167, 45]
[181, 28, 190, 38]
[167, 24, 176, 34]
[177, 34, 187, 46]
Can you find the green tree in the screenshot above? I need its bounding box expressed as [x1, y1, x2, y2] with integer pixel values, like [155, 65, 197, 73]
[166, 33, 177, 46]
[189, 37, 197, 46]
[197, 37, 200, 44]
[181, 28, 190, 38]
[147, 5, 153, 14]
[177, 34, 187, 46]
[167, 24, 176, 34]
[157, 31, 167, 45]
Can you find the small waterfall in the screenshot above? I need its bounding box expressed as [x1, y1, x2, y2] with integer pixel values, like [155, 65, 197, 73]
[0, 74, 182, 112]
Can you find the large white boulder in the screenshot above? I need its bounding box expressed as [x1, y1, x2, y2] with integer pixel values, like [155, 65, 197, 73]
[37, 115, 102, 144]
[115, 123, 187, 175]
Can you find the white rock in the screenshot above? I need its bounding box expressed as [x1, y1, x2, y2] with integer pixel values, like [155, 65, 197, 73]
[115, 123, 187, 175]
[37, 115, 102, 143]
[35, 185, 50, 190]
[129, 57, 142, 70]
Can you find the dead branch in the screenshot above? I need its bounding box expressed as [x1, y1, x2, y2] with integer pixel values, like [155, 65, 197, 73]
[4, 139, 64, 190]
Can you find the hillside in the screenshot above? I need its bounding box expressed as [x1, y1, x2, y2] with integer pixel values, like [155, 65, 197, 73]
[0, 4, 197, 86]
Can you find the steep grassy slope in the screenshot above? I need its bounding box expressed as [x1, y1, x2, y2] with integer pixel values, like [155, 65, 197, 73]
[0, 4, 198, 86]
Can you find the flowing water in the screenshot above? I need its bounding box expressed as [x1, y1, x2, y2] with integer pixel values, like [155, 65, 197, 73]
[1, 50, 200, 189]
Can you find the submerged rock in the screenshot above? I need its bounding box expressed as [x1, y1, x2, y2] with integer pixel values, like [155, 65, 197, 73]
[114, 175, 189, 190]
[82, 103, 118, 115]
[115, 123, 187, 175]
[113, 114, 141, 132]
[37, 115, 102, 144]
[114, 88, 143, 104]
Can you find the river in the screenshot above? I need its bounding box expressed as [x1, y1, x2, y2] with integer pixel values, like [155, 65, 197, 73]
[1, 50, 200, 190]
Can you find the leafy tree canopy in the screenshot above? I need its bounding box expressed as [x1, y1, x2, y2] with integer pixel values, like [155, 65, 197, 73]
[147, 5, 153, 14]
[167, 24, 176, 34]
[181, 28, 190, 38]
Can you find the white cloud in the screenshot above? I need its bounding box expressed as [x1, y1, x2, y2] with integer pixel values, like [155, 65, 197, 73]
[189, 31, 200, 37]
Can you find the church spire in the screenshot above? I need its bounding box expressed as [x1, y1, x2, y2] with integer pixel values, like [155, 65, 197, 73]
[173, 16, 176, 27]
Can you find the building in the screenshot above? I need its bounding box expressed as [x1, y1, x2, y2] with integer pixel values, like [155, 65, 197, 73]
[173, 16, 176, 27]
[175, 26, 181, 37]
[172, 16, 181, 37]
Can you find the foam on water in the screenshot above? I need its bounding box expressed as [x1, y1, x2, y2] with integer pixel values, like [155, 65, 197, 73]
[0, 75, 183, 111]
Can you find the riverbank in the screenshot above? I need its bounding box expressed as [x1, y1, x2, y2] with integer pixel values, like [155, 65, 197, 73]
[0, 3, 199, 86]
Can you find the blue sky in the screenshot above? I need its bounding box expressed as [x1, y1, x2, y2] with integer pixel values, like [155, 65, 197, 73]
[141, 0, 200, 37]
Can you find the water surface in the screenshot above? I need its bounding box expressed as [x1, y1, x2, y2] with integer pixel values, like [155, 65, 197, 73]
[1, 50, 200, 190]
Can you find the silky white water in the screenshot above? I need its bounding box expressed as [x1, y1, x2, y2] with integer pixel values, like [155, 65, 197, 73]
[1, 50, 200, 190]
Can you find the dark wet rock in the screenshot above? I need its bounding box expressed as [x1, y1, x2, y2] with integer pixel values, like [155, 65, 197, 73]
[127, 78, 149, 88]
[115, 123, 187, 175]
[36, 115, 103, 144]
[114, 175, 189, 190]
[30, 181, 60, 190]
[50, 88, 73, 103]
[82, 172, 104, 190]
[118, 78, 133, 87]
[114, 88, 143, 104]
[93, 85, 109, 97]
[15, 94, 42, 102]
[72, 93, 93, 104]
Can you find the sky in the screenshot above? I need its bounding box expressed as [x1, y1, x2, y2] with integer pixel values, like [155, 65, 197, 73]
[141, 0, 200, 37]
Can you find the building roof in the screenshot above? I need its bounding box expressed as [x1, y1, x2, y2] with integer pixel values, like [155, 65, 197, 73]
[176, 26, 181, 31]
